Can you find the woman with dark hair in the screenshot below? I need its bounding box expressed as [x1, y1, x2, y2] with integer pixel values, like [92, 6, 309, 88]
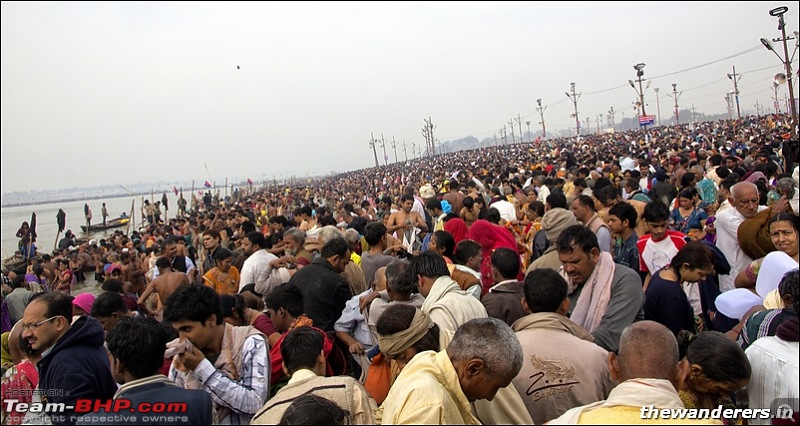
[677, 331, 750, 425]
[24, 263, 48, 293]
[202, 247, 239, 295]
[644, 241, 715, 335]
[219, 294, 279, 345]
[670, 188, 708, 235]
[427, 230, 456, 264]
[735, 213, 800, 292]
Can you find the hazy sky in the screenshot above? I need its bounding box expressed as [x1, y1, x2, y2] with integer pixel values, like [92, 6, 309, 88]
[2, 1, 798, 193]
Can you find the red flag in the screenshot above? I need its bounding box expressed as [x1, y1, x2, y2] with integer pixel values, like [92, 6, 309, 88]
[204, 181, 212, 188]
[173, 186, 179, 196]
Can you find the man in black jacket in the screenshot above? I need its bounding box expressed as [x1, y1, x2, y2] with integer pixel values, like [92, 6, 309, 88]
[21, 292, 117, 425]
[287, 236, 352, 332]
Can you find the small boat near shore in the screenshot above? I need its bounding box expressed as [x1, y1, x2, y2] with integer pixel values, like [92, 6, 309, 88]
[81, 216, 130, 233]
[2, 253, 39, 275]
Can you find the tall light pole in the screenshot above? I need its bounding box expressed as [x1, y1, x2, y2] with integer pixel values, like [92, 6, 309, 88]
[761, 5, 797, 135]
[608, 107, 616, 132]
[369, 132, 379, 168]
[536, 98, 547, 139]
[725, 92, 734, 120]
[629, 63, 650, 129]
[565, 83, 581, 138]
[654, 87, 662, 126]
[668, 83, 682, 124]
[727, 66, 742, 119]
[773, 82, 782, 114]
[525, 120, 531, 142]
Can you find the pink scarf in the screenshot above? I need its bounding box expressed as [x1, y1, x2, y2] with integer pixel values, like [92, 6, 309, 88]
[562, 252, 616, 333]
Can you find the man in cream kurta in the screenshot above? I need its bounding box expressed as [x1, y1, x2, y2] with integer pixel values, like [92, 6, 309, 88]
[381, 350, 480, 425]
[381, 317, 525, 426]
[410, 253, 533, 425]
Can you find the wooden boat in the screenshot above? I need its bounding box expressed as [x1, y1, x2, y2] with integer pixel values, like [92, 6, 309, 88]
[2, 254, 36, 275]
[80, 216, 130, 233]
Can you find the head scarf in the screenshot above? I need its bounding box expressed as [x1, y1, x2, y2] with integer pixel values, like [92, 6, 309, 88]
[444, 218, 469, 245]
[468, 220, 519, 295]
[378, 309, 434, 356]
[744, 171, 766, 184]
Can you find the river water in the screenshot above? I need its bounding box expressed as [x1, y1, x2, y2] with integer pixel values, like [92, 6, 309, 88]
[2, 197, 166, 295]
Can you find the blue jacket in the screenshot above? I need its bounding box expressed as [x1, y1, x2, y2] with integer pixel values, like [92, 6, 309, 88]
[38, 315, 117, 425]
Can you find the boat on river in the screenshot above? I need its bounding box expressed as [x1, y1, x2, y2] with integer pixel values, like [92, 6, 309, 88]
[80, 216, 130, 233]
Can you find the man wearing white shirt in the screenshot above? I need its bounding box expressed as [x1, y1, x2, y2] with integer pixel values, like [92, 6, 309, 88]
[745, 272, 799, 426]
[716, 182, 767, 293]
[490, 187, 518, 224]
[239, 232, 274, 292]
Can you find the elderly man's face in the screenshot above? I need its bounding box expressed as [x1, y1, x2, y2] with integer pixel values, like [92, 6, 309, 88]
[733, 186, 760, 218]
[460, 364, 516, 403]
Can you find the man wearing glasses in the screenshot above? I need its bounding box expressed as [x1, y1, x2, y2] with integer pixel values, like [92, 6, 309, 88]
[20, 292, 117, 425]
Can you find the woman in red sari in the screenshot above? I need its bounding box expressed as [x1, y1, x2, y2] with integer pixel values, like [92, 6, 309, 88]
[467, 219, 521, 296]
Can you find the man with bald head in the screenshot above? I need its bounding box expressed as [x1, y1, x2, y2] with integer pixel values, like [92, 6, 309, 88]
[549, 321, 705, 424]
[716, 182, 767, 293]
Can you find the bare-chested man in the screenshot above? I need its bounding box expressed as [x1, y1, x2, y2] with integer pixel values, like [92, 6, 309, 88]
[137, 256, 190, 320]
[386, 194, 428, 240]
[119, 251, 145, 295]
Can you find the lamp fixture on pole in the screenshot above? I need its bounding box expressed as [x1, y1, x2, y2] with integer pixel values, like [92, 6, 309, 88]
[630, 63, 649, 129]
[760, 5, 797, 136]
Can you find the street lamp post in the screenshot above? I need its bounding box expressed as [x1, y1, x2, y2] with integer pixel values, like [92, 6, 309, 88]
[565, 83, 581, 138]
[727, 66, 742, 119]
[669, 83, 682, 125]
[760, 5, 798, 135]
[525, 120, 531, 143]
[629, 63, 649, 129]
[536, 98, 547, 139]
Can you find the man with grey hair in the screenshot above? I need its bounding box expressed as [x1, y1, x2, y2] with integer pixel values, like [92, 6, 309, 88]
[282, 227, 312, 266]
[381, 317, 524, 425]
[716, 182, 769, 292]
[366, 260, 424, 337]
[549, 321, 691, 424]
[775, 176, 798, 214]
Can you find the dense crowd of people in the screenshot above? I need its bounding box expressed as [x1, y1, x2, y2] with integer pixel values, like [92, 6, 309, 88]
[1, 113, 798, 425]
